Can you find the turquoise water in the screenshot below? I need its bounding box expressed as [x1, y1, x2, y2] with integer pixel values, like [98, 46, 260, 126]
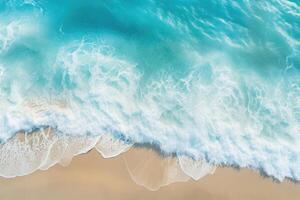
[0, 0, 300, 180]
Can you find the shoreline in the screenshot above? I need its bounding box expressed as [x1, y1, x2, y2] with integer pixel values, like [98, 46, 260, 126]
[1, 148, 300, 200]
[0, 129, 297, 183]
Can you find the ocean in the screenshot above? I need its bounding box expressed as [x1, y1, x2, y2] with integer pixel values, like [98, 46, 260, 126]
[0, 0, 300, 182]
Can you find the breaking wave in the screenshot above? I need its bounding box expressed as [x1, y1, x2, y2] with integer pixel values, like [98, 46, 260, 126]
[0, 0, 300, 185]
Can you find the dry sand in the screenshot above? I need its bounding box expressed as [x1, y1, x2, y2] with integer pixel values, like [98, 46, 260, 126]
[0, 148, 300, 200]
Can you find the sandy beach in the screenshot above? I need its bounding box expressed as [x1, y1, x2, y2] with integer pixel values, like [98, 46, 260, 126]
[0, 148, 299, 200]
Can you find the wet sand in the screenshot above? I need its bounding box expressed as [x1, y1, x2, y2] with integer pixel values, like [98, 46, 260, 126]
[0, 148, 300, 200]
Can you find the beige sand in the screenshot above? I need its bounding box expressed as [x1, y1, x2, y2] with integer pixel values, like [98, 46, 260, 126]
[0, 148, 300, 200]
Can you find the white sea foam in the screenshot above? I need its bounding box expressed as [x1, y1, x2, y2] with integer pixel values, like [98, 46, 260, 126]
[0, 129, 56, 178]
[0, 40, 300, 181]
[0, 18, 39, 53]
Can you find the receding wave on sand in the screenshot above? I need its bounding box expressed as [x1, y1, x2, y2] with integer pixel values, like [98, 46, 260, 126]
[2, 128, 300, 193]
[1, 140, 300, 200]
[0, 128, 218, 191]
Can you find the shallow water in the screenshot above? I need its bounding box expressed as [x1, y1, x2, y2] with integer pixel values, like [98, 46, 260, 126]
[0, 0, 300, 181]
